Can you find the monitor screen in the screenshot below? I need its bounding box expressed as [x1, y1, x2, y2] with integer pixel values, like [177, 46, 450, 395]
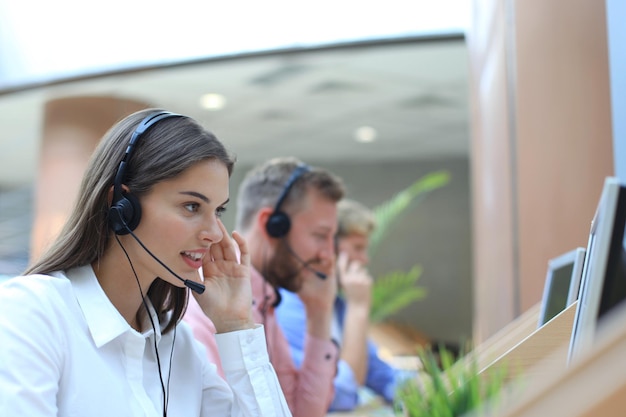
[568, 177, 626, 363]
[537, 247, 586, 328]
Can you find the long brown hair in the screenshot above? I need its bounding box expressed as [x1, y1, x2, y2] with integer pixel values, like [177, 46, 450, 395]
[25, 108, 235, 333]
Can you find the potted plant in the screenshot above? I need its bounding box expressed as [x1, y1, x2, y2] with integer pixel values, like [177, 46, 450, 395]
[394, 344, 509, 417]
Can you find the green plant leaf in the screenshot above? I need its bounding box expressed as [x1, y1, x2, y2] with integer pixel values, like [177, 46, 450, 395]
[365, 170, 449, 325]
[369, 265, 427, 323]
[395, 345, 510, 417]
[369, 170, 450, 257]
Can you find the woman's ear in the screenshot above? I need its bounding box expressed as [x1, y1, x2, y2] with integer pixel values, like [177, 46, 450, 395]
[107, 184, 131, 206]
[106, 186, 115, 206]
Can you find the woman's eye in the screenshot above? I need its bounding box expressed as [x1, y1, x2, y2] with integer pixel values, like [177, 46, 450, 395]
[184, 202, 200, 213]
[216, 206, 227, 218]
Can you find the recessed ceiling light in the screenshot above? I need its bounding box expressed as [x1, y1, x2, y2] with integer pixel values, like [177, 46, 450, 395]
[199, 93, 226, 111]
[354, 126, 377, 143]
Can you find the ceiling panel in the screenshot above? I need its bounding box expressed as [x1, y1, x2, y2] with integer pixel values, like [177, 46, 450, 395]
[0, 35, 470, 274]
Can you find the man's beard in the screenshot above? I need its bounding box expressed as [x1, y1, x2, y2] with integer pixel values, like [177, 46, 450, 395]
[263, 239, 305, 292]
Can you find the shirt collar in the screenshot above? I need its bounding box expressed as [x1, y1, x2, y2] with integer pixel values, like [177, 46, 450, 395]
[67, 264, 160, 348]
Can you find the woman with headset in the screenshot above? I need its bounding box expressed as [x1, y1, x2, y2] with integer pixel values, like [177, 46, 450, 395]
[0, 109, 291, 416]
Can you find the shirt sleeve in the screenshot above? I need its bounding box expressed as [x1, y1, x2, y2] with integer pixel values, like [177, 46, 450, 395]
[0, 278, 63, 416]
[292, 334, 338, 416]
[328, 360, 360, 411]
[364, 339, 398, 403]
[213, 326, 292, 417]
[275, 289, 339, 417]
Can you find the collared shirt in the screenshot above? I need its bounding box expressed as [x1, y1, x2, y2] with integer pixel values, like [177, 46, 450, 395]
[0, 265, 291, 417]
[276, 288, 399, 411]
[184, 266, 338, 417]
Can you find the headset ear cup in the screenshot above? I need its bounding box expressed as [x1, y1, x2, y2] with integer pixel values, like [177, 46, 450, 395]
[109, 193, 142, 235]
[265, 211, 291, 238]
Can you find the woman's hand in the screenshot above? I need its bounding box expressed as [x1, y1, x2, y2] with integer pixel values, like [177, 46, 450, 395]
[337, 251, 372, 309]
[192, 219, 255, 333]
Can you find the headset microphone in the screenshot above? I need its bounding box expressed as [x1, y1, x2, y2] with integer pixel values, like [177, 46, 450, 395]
[123, 224, 206, 294]
[284, 242, 327, 280]
[306, 264, 328, 280]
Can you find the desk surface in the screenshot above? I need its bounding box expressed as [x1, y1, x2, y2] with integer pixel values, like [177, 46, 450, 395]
[327, 404, 396, 417]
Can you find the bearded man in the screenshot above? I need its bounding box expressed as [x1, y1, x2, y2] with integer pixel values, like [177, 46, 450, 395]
[184, 156, 345, 417]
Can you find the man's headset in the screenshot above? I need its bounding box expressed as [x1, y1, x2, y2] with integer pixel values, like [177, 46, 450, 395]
[108, 111, 205, 294]
[264, 163, 327, 280]
[264, 163, 311, 238]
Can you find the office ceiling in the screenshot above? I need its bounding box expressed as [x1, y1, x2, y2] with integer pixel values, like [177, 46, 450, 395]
[0, 34, 469, 187]
[0, 34, 470, 274]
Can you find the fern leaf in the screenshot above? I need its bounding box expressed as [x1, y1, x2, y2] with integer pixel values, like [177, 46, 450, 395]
[370, 265, 427, 323]
[396, 345, 510, 417]
[369, 170, 450, 256]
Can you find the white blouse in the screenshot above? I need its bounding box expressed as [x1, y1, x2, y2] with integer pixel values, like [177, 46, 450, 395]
[0, 265, 291, 416]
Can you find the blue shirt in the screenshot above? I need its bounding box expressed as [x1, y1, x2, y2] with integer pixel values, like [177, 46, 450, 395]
[275, 288, 400, 411]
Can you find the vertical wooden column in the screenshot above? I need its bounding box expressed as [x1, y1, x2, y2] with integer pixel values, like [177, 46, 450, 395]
[468, 0, 614, 344]
[467, 0, 517, 344]
[514, 0, 613, 312]
[30, 96, 148, 260]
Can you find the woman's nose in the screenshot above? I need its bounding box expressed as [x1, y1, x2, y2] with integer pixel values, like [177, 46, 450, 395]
[200, 218, 223, 243]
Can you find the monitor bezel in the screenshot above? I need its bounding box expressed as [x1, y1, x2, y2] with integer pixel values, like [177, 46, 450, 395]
[568, 176, 624, 364]
[537, 247, 586, 328]
[566, 247, 587, 305]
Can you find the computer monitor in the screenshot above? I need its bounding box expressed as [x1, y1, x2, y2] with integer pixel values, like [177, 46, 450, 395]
[537, 247, 586, 328]
[566, 247, 587, 305]
[568, 176, 626, 364]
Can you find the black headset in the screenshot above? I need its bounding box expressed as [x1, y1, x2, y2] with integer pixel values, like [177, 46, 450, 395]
[265, 163, 311, 238]
[109, 111, 185, 235]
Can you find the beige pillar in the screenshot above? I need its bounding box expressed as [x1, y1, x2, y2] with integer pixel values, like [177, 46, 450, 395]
[514, 0, 614, 311]
[468, 0, 614, 343]
[467, 0, 518, 343]
[30, 96, 149, 260]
